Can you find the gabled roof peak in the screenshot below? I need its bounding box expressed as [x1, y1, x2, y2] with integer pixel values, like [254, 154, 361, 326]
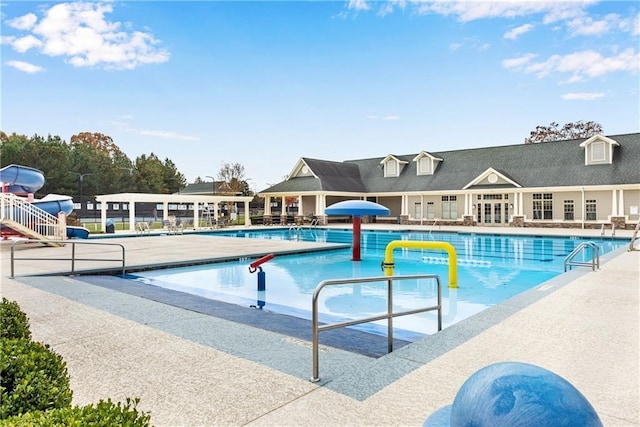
[412, 151, 443, 162]
[380, 154, 409, 164]
[579, 134, 619, 147]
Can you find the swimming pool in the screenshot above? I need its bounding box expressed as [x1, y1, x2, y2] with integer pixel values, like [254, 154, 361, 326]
[126, 229, 625, 340]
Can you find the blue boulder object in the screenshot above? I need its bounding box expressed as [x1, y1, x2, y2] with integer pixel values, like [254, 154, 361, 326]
[424, 362, 603, 427]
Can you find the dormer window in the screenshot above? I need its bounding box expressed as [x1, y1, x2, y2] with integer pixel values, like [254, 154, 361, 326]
[412, 151, 442, 176]
[591, 141, 605, 162]
[386, 161, 397, 176]
[418, 157, 432, 174]
[579, 134, 619, 165]
[380, 155, 408, 178]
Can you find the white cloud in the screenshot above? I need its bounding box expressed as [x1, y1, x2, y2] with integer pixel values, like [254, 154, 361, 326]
[502, 53, 537, 69]
[412, 1, 593, 23]
[561, 92, 605, 100]
[6, 12, 37, 30]
[504, 23, 534, 40]
[1, 35, 16, 45]
[138, 129, 200, 141]
[633, 12, 640, 36]
[3, 2, 169, 70]
[503, 49, 639, 82]
[348, 0, 370, 12]
[566, 13, 624, 36]
[12, 34, 42, 53]
[449, 36, 490, 52]
[6, 60, 44, 73]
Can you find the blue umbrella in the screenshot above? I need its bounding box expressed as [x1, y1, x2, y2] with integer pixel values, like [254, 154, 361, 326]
[325, 200, 390, 261]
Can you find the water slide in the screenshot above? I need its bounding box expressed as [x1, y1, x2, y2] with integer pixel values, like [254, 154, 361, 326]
[0, 164, 88, 239]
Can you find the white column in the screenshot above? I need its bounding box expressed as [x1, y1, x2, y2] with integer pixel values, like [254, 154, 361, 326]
[264, 196, 271, 215]
[298, 195, 304, 218]
[244, 201, 251, 225]
[618, 190, 625, 216]
[213, 202, 219, 221]
[162, 202, 169, 221]
[281, 196, 286, 217]
[193, 201, 200, 229]
[611, 190, 618, 216]
[100, 202, 107, 232]
[519, 192, 524, 216]
[128, 201, 136, 232]
[581, 188, 585, 228]
[401, 195, 408, 216]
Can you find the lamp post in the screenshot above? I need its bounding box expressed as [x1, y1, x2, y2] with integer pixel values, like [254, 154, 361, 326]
[205, 175, 216, 195]
[69, 171, 92, 211]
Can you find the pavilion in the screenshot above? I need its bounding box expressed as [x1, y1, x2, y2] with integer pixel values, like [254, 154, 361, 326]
[95, 193, 253, 232]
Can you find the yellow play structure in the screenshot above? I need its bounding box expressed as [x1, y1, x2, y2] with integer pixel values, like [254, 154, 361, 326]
[382, 240, 458, 288]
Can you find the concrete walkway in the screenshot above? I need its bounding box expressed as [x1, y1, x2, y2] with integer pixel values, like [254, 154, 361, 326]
[1, 225, 638, 426]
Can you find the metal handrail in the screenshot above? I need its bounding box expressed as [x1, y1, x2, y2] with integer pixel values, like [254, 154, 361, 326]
[288, 226, 302, 240]
[600, 224, 605, 237]
[10, 239, 126, 278]
[611, 222, 616, 237]
[564, 241, 600, 272]
[310, 274, 442, 382]
[629, 222, 640, 251]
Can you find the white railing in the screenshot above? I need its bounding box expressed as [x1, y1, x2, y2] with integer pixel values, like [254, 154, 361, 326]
[0, 193, 65, 240]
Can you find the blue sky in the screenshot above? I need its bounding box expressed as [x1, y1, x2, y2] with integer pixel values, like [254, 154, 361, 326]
[2, 1, 638, 192]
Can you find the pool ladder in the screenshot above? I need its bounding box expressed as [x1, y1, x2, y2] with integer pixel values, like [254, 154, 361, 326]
[310, 274, 442, 382]
[288, 226, 302, 240]
[564, 242, 600, 272]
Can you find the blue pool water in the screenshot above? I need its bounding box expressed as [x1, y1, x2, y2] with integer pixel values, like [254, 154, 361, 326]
[127, 229, 625, 340]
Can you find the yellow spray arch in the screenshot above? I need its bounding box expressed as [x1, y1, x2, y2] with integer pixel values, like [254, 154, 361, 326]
[382, 240, 458, 288]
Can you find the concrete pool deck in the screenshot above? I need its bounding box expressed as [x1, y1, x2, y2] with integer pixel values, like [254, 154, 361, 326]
[1, 224, 638, 426]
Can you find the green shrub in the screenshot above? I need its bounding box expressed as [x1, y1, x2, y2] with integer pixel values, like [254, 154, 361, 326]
[0, 298, 31, 340]
[0, 339, 73, 418]
[0, 398, 151, 427]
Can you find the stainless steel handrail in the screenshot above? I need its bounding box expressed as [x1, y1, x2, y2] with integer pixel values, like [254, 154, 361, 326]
[310, 274, 442, 382]
[629, 222, 640, 251]
[564, 241, 600, 272]
[10, 239, 126, 278]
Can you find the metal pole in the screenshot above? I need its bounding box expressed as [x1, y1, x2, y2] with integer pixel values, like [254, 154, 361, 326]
[71, 242, 76, 275]
[311, 284, 321, 382]
[387, 278, 393, 353]
[437, 276, 442, 331]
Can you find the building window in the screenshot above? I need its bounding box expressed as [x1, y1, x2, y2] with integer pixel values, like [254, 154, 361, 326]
[426, 202, 435, 219]
[533, 193, 553, 220]
[441, 195, 457, 220]
[414, 202, 422, 219]
[586, 199, 597, 221]
[418, 157, 432, 175]
[385, 160, 397, 177]
[564, 200, 574, 220]
[591, 141, 605, 162]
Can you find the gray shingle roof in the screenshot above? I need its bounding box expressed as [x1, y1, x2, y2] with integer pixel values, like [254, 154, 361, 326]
[260, 133, 640, 194]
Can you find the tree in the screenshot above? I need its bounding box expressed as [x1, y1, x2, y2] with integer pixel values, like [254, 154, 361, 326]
[69, 132, 123, 158]
[217, 162, 247, 196]
[524, 121, 603, 144]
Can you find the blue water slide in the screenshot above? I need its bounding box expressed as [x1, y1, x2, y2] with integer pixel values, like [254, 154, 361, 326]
[0, 164, 46, 194]
[34, 194, 74, 216]
[1, 164, 74, 215]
